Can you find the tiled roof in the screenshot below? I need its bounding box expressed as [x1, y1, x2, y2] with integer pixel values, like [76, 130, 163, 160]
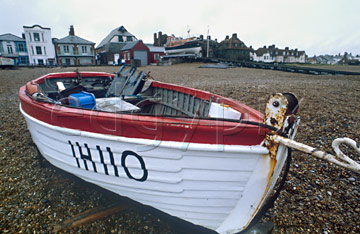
[255, 46, 306, 57]
[145, 44, 165, 53]
[102, 43, 126, 53]
[121, 40, 140, 51]
[0, 33, 25, 41]
[255, 47, 269, 56]
[54, 35, 94, 45]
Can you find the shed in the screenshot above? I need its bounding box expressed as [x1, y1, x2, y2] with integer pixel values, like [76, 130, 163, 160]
[120, 40, 150, 66]
[146, 44, 165, 64]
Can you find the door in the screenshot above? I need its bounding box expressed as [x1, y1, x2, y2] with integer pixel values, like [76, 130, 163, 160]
[133, 50, 148, 66]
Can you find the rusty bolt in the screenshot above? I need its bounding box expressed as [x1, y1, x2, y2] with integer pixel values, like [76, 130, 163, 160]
[272, 101, 280, 107]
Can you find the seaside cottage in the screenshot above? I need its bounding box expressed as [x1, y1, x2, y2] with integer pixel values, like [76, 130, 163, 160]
[53, 25, 95, 65]
[0, 33, 29, 65]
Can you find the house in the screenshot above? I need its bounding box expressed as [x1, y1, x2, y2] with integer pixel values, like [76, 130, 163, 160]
[23, 25, 56, 65]
[95, 26, 137, 65]
[53, 25, 95, 65]
[120, 40, 150, 66]
[338, 53, 360, 65]
[146, 44, 165, 64]
[251, 45, 306, 63]
[0, 33, 29, 65]
[252, 46, 275, 63]
[215, 33, 251, 61]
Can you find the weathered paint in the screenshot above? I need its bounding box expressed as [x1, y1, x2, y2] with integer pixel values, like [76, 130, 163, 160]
[263, 93, 289, 158]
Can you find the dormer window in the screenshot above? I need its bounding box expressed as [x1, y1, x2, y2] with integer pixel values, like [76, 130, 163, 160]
[127, 36, 133, 42]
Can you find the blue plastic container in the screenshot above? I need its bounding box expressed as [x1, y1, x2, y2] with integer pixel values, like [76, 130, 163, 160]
[69, 91, 96, 109]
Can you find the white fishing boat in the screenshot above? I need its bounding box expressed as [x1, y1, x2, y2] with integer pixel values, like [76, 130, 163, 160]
[19, 65, 359, 233]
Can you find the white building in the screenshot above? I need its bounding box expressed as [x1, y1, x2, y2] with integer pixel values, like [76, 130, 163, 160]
[251, 45, 306, 64]
[23, 25, 56, 65]
[251, 46, 275, 63]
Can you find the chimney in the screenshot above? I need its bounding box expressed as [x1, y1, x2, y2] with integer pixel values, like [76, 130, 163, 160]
[232, 33, 237, 39]
[225, 35, 229, 40]
[154, 33, 157, 45]
[285, 47, 289, 50]
[69, 25, 75, 36]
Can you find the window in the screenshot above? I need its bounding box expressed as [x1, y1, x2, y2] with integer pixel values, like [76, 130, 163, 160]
[7, 45, 13, 54]
[154, 53, 159, 60]
[38, 59, 44, 65]
[36, 46, 42, 55]
[65, 58, 70, 65]
[81, 46, 87, 54]
[64, 45, 69, 53]
[34, 33, 40, 41]
[20, 57, 27, 64]
[126, 36, 133, 42]
[17, 43, 26, 52]
[118, 36, 123, 42]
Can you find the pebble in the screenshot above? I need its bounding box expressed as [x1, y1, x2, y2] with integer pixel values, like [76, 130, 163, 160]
[1, 64, 360, 233]
[348, 177, 356, 182]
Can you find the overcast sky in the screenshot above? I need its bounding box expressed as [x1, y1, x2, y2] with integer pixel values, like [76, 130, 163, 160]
[1, 0, 359, 56]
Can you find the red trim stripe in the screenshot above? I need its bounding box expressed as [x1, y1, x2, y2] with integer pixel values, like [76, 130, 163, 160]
[19, 72, 267, 146]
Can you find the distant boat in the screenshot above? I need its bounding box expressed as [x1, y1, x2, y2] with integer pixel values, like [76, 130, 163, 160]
[164, 35, 202, 57]
[0, 56, 15, 68]
[19, 65, 302, 233]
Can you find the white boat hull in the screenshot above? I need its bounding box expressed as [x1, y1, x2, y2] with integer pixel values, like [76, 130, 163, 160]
[21, 105, 290, 233]
[165, 46, 202, 56]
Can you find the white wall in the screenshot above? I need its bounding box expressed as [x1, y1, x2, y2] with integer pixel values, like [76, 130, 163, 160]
[252, 52, 274, 63]
[23, 25, 56, 65]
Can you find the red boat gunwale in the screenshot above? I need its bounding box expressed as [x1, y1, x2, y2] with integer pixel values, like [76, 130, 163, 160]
[19, 72, 268, 146]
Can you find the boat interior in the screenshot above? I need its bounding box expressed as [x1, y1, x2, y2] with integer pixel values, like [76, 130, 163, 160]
[34, 65, 242, 120]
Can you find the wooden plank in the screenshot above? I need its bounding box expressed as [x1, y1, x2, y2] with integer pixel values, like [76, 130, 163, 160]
[53, 202, 131, 232]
